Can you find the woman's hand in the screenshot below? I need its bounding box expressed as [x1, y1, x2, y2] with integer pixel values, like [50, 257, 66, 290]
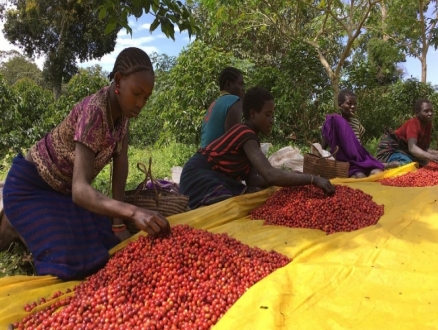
[312, 176, 336, 196]
[429, 154, 438, 163]
[132, 208, 171, 236]
[114, 229, 132, 241]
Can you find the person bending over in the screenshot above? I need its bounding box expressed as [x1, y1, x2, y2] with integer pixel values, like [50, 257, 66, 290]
[1, 47, 170, 280]
[376, 98, 438, 167]
[180, 87, 335, 209]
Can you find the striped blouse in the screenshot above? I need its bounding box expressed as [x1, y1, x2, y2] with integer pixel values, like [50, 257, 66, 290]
[348, 117, 365, 143]
[199, 124, 259, 180]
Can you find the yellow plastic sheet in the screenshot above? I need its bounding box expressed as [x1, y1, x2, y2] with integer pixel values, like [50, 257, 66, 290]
[3, 163, 438, 329]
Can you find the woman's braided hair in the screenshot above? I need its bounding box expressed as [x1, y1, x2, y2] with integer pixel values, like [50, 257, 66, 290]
[108, 47, 154, 81]
[219, 67, 242, 90]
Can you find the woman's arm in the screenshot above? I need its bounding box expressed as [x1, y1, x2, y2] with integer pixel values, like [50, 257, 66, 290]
[245, 165, 270, 188]
[224, 100, 243, 132]
[72, 142, 170, 235]
[111, 131, 131, 240]
[408, 138, 438, 162]
[243, 140, 335, 194]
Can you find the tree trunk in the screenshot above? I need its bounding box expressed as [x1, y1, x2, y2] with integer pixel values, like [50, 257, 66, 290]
[53, 80, 62, 100]
[381, 1, 389, 41]
[332, 75, 339, 110]
[421, 55, 427, 83]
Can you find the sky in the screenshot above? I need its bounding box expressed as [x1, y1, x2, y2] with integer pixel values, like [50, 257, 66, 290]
[0, 13, 437, 86]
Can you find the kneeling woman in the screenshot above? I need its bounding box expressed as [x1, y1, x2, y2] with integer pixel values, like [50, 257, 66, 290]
[376, 98, 438, 167]
[180, 87, 335, 209]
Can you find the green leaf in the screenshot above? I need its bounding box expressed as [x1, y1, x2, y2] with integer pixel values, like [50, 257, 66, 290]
[104, 21, 117, 35]
[98, 7, 107, 20]
[150, 17, 160, 32]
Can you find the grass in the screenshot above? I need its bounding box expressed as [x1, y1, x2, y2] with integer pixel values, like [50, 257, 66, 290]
[0, 242, 35, 277]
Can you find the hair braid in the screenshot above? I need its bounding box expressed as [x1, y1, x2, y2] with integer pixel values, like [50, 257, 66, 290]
[219, 67, 242, 90]
[108, 47, 154, 81]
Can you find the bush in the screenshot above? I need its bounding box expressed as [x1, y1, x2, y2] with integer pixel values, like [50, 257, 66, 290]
[356, 78, 438, 145]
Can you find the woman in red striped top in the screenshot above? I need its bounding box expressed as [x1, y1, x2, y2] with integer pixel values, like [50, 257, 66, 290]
[179, 87, 335, 209]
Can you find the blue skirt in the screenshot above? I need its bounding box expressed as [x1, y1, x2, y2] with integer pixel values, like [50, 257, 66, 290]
[3, 154, 120, 280]
[179, 153, 247, 209]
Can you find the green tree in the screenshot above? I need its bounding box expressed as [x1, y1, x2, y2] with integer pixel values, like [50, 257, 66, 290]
[0, 75, 54, 160]
[96, 0, 199, 39]
[382, 0, 438, 83]
[129, 53, 177, 147]
[3, 0, 121, 100]
[204, 0, 383, 108]
[0, 50, 45, 87]
[147, 41, 251, 145]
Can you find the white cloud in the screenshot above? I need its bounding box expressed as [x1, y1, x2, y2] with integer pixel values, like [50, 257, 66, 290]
[128, 18, 139, 28]
[0, 20, 46, 69]
[117, 35, 156, 46]
[139, 23, 151, 30]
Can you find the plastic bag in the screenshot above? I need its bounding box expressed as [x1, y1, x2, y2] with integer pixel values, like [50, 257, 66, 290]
[171, 166, 183, 184]
[268, 146, 304, 172]
[310, 143, 335, 160]
[260, 143, 272, 155]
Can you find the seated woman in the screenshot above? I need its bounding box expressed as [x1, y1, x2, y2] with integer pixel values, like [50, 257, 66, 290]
[321, 89, 385, 178]
[200, 67, 245, 148]
[376, 98, 438, 167]
[1, 48, 170, 280]
[180, 87, 335, 210]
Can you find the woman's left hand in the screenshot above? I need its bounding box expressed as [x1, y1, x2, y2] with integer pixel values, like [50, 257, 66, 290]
[114, 229, 132, 242]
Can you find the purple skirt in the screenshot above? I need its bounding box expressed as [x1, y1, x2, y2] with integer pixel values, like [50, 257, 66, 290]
[3, 154, 119, 280]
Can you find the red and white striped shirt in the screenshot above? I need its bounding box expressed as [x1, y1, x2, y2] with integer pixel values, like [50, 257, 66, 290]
[199, 124, 259, 180]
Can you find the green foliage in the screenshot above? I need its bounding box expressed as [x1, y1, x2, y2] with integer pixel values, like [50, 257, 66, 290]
[96, 0, 200, 40]
[0, 50, 45, 87]
[148, 41, 252, 145]
[130, 53, 177, 147]
[356, 78, 438, 143]
[245, 41, 333, 144]
[90, 143, 198, 195]
[0, 75, 54, 160]
[347, 37, 405, 89]
[0, 243, 35, 278]
[3, 0, 121, 99]
[0, 66, 109, 162]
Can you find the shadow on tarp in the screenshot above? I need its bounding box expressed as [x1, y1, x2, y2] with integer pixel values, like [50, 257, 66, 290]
[3, 162, 438, 329]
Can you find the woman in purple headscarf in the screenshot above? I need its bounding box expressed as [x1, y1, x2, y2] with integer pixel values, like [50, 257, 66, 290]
[321, 89, 396, 178]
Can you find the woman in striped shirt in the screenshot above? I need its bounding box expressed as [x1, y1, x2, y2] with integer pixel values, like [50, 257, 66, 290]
[180, 87, 335, 209]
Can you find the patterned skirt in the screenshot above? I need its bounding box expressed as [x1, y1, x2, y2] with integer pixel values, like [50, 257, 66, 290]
[179, 153, 247, 209]
[3, 154, 120, 280]
[376, 132, 428, 167]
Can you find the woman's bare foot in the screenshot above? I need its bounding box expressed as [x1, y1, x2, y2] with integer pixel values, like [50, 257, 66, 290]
[351, 172, 366, 178]
[0, 210, 27, 252]
[383, 161, 400, 169]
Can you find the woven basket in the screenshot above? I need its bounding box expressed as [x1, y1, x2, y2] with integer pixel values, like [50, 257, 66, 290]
[124, 159, 189, 234]
[303, 146, 350, 179]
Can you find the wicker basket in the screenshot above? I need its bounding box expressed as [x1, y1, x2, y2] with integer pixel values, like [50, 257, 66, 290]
[303, 146, 350, 179]
[124, 159, 189, 234]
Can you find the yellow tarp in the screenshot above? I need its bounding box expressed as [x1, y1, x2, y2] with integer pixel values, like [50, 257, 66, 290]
[2, 163, 438, 329]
